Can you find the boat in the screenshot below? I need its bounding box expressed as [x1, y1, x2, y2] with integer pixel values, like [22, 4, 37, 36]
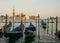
[55, 30, 60, 39]
[0, 29, 3, 37]
[24, 22, 35, 43]
[4, 22, 24, 38]
[0, 21, 12, 37]
[41, 20, 46, 29]
[25, 22, 36, 36]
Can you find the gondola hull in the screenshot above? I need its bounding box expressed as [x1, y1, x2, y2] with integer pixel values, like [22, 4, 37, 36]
[55, 31, 60, 39]
[4, 31, 23, 38]
[0, 29, 3, 37]
[4, 21, 24, 38]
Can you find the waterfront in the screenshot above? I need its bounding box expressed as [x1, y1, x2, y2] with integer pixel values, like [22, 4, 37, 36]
[0, 19, 60, 43]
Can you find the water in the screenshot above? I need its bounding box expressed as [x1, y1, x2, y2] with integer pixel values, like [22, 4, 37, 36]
[0, 19, 60, 43]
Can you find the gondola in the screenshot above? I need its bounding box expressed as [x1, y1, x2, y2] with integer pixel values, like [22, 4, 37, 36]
[25, 22, 36, 36]
[4, 22, 24, 38]
[0, 21, 12, 37]
[24, 22, 36, 43]
[41, 20, 46, 29]
[55, 30, 60, 39]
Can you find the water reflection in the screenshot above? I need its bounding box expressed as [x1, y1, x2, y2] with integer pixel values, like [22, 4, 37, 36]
[0, 32, 3, 38]
[24, 34, 35, 43]
[7, 33, 23, 43]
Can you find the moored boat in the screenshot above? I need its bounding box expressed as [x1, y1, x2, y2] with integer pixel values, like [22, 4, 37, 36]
[55, 30, 60, 39]
[4, 22, 24, 38]
[25, 22, 36, 36]
[41, 20, 46, 29]
[24, 22, 35, 43]
[0, 21, 12, 37]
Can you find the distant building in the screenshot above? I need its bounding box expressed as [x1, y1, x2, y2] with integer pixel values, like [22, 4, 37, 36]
[13, 9, 16, 20]
[29, 16, 35, 20]
[15, 14, 21, 19]
[7, 9, 40, 20]
[29, 16, 40, 20]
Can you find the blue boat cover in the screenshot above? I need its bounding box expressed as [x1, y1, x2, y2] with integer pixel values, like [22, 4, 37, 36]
[5, 29, 19, 33]
[15, 22, 24, 31]
[4, 21, 24, 36]
[41, 20, 47, 29]
[27, 22, 36, 31]
[7, 21, 12, 27]
[27, 30, 33, 33]
[7, 30, 17, 33]
[41, 20, 46, 25]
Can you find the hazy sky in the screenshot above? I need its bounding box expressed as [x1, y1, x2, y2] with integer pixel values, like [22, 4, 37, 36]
[0, 0, 60, 18]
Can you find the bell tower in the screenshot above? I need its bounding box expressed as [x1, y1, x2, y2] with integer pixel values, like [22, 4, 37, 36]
[13, 8, 16, 20]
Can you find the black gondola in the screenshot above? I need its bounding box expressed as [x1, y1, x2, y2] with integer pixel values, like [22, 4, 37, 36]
[0, 21, 12, 37]
[4, 22, 24, 38]
[24, 22, 36, 43]
[55, 30, 60, 39]
[41, 20, 46, 29]
[25, 22, 36, 36]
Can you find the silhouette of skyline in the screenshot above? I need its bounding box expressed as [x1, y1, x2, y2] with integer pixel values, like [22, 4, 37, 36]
[0, 0, 60, 18]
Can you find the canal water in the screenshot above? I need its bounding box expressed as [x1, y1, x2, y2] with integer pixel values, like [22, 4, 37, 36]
[0, 19, 60, 43]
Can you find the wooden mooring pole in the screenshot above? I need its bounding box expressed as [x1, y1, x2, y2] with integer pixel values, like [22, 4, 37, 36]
[55, 16, 58, 41]
[13, 9, 15, 29]
[5, 14, 8, 28]
[38, 14, 40, 39]
[35, 15, 38, 41]
[56, 16, 58, 35]
[50, 16, 54, 36]
[2, 14, 8, 38]
[24, 16, 26, 33]
[35, 14, 40, 42]
[47, 17, 49, 34]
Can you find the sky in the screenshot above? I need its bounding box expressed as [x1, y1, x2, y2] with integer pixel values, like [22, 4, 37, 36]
[0, 0, 60, 18]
